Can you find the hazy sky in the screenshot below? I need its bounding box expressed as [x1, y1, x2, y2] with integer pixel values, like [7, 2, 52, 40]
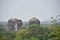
[0, 0, 60, 22]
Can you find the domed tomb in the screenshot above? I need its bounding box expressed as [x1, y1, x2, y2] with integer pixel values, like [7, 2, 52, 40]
[29, 17, 40, 25]
[7, 18, 23, 31]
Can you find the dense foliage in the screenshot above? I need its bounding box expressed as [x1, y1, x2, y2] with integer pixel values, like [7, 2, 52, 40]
[0, 15, 60, 40]
[14, 24, 54, 40]
[0, 23, 60, 40]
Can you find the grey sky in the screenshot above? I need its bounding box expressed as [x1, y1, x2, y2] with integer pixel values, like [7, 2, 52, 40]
[0, 0, 60, 22]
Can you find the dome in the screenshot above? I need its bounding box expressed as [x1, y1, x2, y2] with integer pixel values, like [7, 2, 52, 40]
[7, 18, 23, 31]
[29, 17, 40, 25]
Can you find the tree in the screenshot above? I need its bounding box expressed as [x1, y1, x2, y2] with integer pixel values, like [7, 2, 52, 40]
[49, 15, 60, 40]
[14, 24, 52, 40]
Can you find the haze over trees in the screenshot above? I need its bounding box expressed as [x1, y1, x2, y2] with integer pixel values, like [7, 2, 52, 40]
[0, 15, 60, 40]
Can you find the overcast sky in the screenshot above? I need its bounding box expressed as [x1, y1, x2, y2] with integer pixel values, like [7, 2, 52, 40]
[0, 0, 60, 22]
